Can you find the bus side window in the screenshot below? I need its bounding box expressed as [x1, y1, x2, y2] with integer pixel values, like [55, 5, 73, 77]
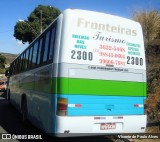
[14, 62, 16, 74]
[13, 62, 16, 74]
[9, 64, 13, 75]
[18, 57, 21, 73]
[25, 49, 29, 70]
[28, 46, 33, 69]
[15, 60, 17, 74]
[20, 54, 22, 72]
[21, 53, 25, 71]
[32, 41, 39, 67]
[12, 63, 15, 75]
[43, 31, 50, 62]
[13, 61, 15, 74]
[37, 38, 43, 65]
[49, 27, 56, 61]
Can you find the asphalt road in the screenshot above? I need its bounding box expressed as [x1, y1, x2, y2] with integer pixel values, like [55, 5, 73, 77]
[0, 92, 114, 142]
[0, 92, 49, 142]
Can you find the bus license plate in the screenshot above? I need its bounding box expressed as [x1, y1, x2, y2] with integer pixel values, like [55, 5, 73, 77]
[100, 123, 116, 130]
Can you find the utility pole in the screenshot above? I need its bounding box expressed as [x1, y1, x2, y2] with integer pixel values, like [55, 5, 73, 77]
[40, 10, 42, 34]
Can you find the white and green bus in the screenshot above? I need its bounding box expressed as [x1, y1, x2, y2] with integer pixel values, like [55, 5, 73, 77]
[9, 9, 146, 136]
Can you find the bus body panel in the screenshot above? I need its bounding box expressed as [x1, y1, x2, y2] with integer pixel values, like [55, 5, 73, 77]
[58, 95, 145, 116]
[9, 9, 146, 136]
[56, 9, 146, 134]
[56, 63, 146, 116]
[56, 115, 147, 135]
[10, 64, 53, 133]
[9, 14, 63, 134]
[59, 9, 146, 70]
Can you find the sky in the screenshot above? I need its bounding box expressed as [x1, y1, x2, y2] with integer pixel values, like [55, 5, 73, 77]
[0, 0, 159, 54]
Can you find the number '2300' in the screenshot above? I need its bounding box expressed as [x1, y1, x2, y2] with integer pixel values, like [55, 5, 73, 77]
[127, 56, 143, 66]
[71, 50, 93, 61]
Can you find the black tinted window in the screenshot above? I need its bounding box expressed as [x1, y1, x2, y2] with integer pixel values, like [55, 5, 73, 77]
[43, 31, 50, 62]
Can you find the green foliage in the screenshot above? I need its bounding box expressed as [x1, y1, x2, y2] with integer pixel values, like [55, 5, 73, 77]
[147, 67, 160, 93]
[132, 9, 160, 94]
[132, 10, 160, 49]
[0, 68, 5, 74]
[146, 49, 160, 94]
[14, 5, 61, 43]
[0, 54, 6, 68]
[14, 22, 35, 43]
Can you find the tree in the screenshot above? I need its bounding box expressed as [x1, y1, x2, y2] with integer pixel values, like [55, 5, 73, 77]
[14, 5, 61, 43]
[0, 54, 6, 68]
[132, 10, 160, 48]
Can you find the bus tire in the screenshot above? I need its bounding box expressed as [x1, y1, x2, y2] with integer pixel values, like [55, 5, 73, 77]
[21, 95, 28, 124]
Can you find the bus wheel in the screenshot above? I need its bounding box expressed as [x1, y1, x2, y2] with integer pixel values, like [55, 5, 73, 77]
[21, 97, 28, 123]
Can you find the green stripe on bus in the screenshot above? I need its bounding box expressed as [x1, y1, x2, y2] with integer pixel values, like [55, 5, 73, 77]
[57, 77, 146, 97]
[20, 77, 146, 97]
